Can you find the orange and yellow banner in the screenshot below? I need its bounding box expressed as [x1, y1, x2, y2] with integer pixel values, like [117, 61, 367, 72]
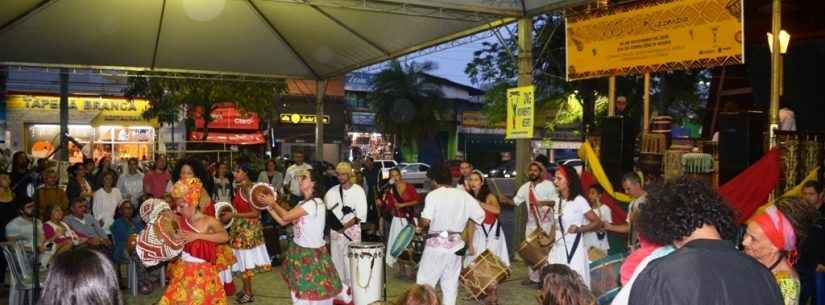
[566, 0, 744, 80]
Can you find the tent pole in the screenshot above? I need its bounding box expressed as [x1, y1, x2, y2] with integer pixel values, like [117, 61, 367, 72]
[768, 0, 782, 148]
[513, 16, 533, 252]
[643, 73, 650, 132]
[59, 68, 69, 161]
[315, 80, 327, 162]
[608, 76, 616, 116]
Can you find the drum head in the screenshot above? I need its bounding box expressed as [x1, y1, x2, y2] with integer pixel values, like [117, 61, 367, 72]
[349, 242, 385, 250]
[249, 183, 276, 210]
[390, 225, 415, 257]
[214, 201, 235, 229]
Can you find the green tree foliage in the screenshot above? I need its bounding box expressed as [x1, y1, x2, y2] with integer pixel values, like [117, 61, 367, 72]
[465, 15, 709, 131]
[125, 73, 287, 140]
[367, 61, 446, 148]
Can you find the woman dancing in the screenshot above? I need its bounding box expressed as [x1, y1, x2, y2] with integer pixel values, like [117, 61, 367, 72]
[256, 169, 343, 305]
[463, 170, 509, 305]
[229, 163, 271, 303]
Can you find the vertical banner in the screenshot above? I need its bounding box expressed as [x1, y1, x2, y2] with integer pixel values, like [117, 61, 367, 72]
[506, 85, 535, 139]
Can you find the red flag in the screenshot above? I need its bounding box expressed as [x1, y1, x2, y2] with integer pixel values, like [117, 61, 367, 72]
[718, 148, 782, 223]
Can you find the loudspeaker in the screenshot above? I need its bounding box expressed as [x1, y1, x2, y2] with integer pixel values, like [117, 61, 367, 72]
[718, 111, 767, 184]
[600, 117, 634, 189]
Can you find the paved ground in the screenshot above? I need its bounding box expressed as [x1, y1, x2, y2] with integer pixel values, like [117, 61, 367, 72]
[125, 259, 540, 305]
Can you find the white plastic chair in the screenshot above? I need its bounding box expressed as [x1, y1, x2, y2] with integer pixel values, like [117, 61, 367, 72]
[1, 242, 43, 305]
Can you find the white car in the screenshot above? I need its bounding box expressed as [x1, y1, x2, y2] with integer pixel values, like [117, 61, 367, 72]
[375, 159, 398, 180]
[398, 162, 430, 189]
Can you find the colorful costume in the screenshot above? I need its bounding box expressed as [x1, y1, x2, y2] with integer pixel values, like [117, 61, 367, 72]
[203, 199, 238, 296]
[230, 188, 272, 276]
[159, 178, 227, 305]
[751, 206, 802, 305]
[159, 216, 227, 305]
[283, 198, 342, 305]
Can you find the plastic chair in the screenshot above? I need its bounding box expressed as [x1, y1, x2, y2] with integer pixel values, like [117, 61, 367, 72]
[127, 256, 167, 296]
[1, 242, 43, 305]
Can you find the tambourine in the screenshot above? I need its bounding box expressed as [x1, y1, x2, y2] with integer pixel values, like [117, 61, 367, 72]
[214, 201, 236, 229]
[249, 182, 277, 210]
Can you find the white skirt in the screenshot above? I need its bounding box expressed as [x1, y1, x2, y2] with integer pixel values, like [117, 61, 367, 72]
[231, 244, 271, 272]
[463, 221, 510, 268]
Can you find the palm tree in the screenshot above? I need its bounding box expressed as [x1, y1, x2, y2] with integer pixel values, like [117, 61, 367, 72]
[368, 60, 446, 163]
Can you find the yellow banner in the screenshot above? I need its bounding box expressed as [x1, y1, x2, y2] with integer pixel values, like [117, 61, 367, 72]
[505, 85, 535, 139]
[280, 113, 330, 125]
[7, 95, 151, 113]
[578, 141, 632, 202]
[566, 0, 744, 80]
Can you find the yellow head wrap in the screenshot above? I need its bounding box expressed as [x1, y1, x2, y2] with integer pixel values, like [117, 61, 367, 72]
[171, 177, 203, 208]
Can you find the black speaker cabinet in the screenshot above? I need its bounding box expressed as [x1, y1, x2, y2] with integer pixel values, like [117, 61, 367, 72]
[600, 116, 634, 189]
[718, 111, 767, 184]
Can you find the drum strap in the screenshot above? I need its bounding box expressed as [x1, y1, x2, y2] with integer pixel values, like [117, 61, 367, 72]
[480, 220, 501, 239]
[558, 212, 583, 264]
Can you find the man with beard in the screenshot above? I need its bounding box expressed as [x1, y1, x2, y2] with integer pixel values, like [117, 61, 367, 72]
[5, 197, 46, 256]
[324, 162, 368, 304]
[510, 161, 558, 287]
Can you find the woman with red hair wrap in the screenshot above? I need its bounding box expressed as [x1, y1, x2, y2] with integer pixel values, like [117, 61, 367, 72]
[159, 178, 230, 305]
[744, 197, 816, 305]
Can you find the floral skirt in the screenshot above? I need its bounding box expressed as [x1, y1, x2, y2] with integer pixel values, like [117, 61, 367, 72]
[159, 260, 227, 305]
[215, 244, 237, 271]
[282, 242, 342, 301]
[230, 218, 266, 249]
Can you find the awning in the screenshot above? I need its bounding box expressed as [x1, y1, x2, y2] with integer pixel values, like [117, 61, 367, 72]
[91, 112, 158, 127]
[0, 1, 589, 79]
[188, 131, 264, 145]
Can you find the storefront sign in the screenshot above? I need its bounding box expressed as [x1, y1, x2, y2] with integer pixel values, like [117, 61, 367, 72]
[351, 112, 375, 126]
[280, 113, 330, 125]
[461, 111, 505, 128]
[506, 85, 535, 139]
[192, 104, 260, 130]
[188, 131, 265, 145]
[7, 95, 151, 113]
[565, 0, 744, 80]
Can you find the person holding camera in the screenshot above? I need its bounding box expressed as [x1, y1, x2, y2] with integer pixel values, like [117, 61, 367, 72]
[324, 162, 368, 302]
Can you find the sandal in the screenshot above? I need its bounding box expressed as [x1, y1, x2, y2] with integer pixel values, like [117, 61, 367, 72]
[237, 293, 255, 304]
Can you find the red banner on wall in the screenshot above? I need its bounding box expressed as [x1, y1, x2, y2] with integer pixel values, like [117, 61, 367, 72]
[188, 131, 265, 145]
[192, 104, 260, 130]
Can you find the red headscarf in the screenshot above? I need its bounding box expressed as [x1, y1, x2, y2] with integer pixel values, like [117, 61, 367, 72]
[749, 206, 798, 264]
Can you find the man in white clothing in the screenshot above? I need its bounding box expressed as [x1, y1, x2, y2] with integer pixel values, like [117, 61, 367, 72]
[417, 165, 485, 305]
[323, 162, 368, 295]
[511, 161, 558, 286]
[283, 152, 313, 204]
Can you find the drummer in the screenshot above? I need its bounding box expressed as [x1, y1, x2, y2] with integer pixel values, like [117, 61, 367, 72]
[257, 169, 344, 305]
[324, 161, 368, 302]
[377, 167, 421, 271]
[229, 163, 271, 304]
[416, 164, 485, 305]
[508, 161, 558, 287]
[463, 170, 509, 305]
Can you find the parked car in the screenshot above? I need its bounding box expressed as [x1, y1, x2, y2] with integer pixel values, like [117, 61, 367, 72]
[398, 162, 430, 189]
[375, 159, 398, 180]
[487, 161, 516, 178]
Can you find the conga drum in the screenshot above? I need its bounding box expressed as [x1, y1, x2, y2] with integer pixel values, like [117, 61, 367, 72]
[681, 153, 715, 188]
[460, 250, 511, 301]
[348, 242, 385, 305]
[650, 116, 673, 134]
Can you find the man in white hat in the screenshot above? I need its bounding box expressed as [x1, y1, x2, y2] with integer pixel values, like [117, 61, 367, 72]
[324, 162, 368, 301]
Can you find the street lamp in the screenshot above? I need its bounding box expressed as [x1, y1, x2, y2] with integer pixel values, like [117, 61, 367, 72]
[767, 30, 790, 54]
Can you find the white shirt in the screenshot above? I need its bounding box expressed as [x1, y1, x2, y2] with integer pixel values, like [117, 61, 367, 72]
[117, 172, 144, 204]
[6, 217, 44, 249]
[421, 186, 485, 235]
[284, 163, 313, 196]
[554, 196, 592, 243]
[513, 180, 559, 227]
[93, 188, 122, 235]
[324, 183, 368, 224]
[585, 204, 612, 252]
[293, 198, 326, 249]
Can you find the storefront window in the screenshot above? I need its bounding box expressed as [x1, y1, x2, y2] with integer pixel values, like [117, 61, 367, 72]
[27, 124, 154, 163]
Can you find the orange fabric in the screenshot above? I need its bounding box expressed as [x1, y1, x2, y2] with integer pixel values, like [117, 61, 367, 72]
[718, 148, 782, 223]
[158, 260, 227, 305]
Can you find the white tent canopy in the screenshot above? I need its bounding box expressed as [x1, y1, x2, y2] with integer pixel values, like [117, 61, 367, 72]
[0, 0, 587, 79]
